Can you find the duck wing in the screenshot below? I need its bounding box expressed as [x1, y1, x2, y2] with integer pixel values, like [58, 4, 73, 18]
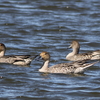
[4, 55, 31, 59]
[74, 50, 100, 61]
[48, 60, 99, 74]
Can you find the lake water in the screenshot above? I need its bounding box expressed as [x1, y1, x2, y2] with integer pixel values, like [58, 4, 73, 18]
[0, 0, 100, 100]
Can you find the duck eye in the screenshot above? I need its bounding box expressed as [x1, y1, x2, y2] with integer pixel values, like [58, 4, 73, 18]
[45, 52, 48, 55]
[0, 44, 3, 46]
[44, 53, 47, 55]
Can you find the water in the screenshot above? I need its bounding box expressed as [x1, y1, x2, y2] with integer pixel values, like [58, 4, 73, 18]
[0, 0, 100, 99]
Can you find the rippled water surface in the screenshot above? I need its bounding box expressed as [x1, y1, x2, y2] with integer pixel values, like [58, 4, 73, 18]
[0, 0, 100, 99]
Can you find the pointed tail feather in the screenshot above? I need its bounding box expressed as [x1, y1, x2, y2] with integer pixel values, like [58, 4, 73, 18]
[83, 61, 99, 69]
[74, 61, 99, 74]
[30, 55, 38, 60]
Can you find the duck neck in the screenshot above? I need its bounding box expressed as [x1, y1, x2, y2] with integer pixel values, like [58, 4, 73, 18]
[72, 47, 79, 55]
[66, 47, 79, 59]
[0, 50, 5, 57]
[39, 60, 49, 72]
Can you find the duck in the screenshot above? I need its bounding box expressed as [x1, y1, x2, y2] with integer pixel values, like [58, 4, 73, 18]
[66, 41, 100, 61]
[36, 51, 99, 74]
[0, 43, 37, 66]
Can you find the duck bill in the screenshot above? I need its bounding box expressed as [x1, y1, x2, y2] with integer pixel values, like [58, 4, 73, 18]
[67, 45, 72, 49]
[34, 55, 42, 61]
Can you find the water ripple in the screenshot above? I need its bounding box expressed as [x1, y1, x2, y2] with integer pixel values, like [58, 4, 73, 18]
[0, 0, 100, 99]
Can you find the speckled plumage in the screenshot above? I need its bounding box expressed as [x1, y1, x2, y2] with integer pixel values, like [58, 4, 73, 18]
[66, 41, 100, 61]
[38, 52, 99, 74]
[0, 43, 37, 65]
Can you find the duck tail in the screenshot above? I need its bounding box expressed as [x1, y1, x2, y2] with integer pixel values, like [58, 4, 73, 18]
[83, 61, 99, 69]
[74, 61, 99, 74]
[30, 55, 38, 60]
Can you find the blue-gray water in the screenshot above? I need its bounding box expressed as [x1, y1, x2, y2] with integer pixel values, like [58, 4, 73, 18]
[0, 0, 100, 100]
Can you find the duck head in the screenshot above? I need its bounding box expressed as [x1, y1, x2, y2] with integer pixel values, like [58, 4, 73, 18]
[0, 43, 6, 57]
[40, 51, 50, 61]
[68, 41, 80, 50]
